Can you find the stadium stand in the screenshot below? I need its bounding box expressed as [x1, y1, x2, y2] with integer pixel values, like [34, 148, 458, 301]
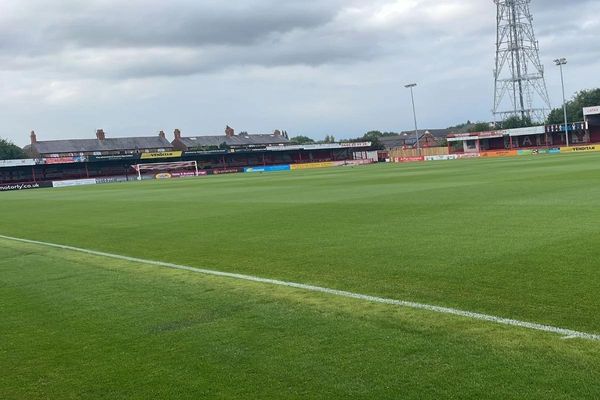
[0, 126, 375, 188]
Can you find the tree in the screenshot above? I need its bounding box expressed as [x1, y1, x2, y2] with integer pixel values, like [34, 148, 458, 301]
[447, 121, 489, 134]
[0, 138, 25, 160]
[547, 88, 600, 124]
[499, 115, 534, 129]
[322, 135, 336, 144]
[467, 122, 493, 133]
[361, 131, 383, 142]
[289, 135, 315, 145]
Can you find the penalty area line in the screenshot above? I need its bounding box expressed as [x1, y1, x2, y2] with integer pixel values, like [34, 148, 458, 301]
[1, 233, 599, 342]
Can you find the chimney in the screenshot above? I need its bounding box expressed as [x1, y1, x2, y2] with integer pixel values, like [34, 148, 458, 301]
[174, 129, 181, 140]
[225, 125, 235, 137]
[159, 130, 166, 139]
[273, 129, 281, 136]
[30, 130, 37, 144]
[96, 129, 106, 141]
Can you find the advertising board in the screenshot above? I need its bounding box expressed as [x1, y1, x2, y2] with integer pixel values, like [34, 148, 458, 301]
[265, 142, 372, 152]
[517, 150, 535, 156]
[290, 162, 335, 170]
[546, 122, 587, 133]
[244, 165, 291, 173]
[95, 176, 130, 184]
[210, 168, 244, 175]
[424, 155, 459, 161]
[560, 145, 600, 153]
[333, 159, 375, 166]
[455, 153, 481, 159]
[396, 156, 425, 163]
[88, 154, 140, 162]
[183, 150, 228, 156]
[507, 126, 545, 137]
[140, 151, 183, 160]
[0, 159, 37, 168]
[479, 150, 517, 158]
[44, 156, 87, 165]
[52, 179, 97, 188]
[0, 182, 52, 191]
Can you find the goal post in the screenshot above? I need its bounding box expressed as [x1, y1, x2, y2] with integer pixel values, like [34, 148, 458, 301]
[133, 161, 199, 181]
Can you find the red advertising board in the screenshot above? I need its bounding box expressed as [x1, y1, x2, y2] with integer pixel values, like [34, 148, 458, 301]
[44, 157, 83, 165]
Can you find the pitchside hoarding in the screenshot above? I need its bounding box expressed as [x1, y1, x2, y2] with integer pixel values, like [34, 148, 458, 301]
[244, 165, 291, 173]
[395, 156, 425, 163]
[0, 182, 52, 191]
[52, 179, 97, 188]
[291, 162, 335, 170]
[480, 150, 517, 158]
[560, 145, 600, 153]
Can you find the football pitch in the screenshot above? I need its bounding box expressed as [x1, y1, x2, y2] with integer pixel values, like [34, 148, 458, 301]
[2, 154, 600, 399]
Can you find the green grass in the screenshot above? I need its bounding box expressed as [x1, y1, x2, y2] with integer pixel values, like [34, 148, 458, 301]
[2, 154, 600, 398]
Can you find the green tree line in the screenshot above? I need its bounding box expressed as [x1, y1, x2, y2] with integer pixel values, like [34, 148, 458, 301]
[547, 88, 600, 125]
[0, 138, 25, 160]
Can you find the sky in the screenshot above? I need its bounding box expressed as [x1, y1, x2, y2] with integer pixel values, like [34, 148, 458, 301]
[1, 0, 599, 146]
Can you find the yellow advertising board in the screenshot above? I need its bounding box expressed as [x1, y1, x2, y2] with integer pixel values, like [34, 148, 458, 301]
[290, 161, 334, 170]
[140, 151, 183, 159]
[560, 145, 600, 153]
[480, 150, 518, 158]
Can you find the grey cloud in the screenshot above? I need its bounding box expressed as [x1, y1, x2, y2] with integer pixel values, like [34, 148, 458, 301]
[1, 0, 381, 78]
[48, 2, 339, 48]
[0, 1, 345, 52]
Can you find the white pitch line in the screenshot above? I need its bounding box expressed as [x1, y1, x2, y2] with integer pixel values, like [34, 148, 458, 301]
[1, 233, 599, 342]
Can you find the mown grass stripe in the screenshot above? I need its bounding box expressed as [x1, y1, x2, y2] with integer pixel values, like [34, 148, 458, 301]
[2, 233, 599, 342]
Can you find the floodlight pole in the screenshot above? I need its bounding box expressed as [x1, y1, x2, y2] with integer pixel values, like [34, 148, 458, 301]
[405, 83, 420, 152]
[554, 58, 569, 147]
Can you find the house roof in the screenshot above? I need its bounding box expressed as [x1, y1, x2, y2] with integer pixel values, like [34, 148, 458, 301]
[379, 136, 412, 149]
[379, 130, 448, 150]
[27, 136, 173, 154]
[179, 134, 289, 148]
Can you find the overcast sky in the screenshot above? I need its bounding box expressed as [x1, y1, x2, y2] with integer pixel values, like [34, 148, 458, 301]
[1, 0, 599, 145]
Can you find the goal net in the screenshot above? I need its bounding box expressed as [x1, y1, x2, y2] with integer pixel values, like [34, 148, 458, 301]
[133, 161, 199, 180]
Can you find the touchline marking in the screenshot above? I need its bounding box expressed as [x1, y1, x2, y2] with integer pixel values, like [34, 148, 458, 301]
[2, 234, 599, 342]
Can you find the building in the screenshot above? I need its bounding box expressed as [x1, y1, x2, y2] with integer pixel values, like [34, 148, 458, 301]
[24, 129, 174, 159]
[379, 129, 449, 150]
[172, 126, 290, 151]
[447, 119, 591, 154]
